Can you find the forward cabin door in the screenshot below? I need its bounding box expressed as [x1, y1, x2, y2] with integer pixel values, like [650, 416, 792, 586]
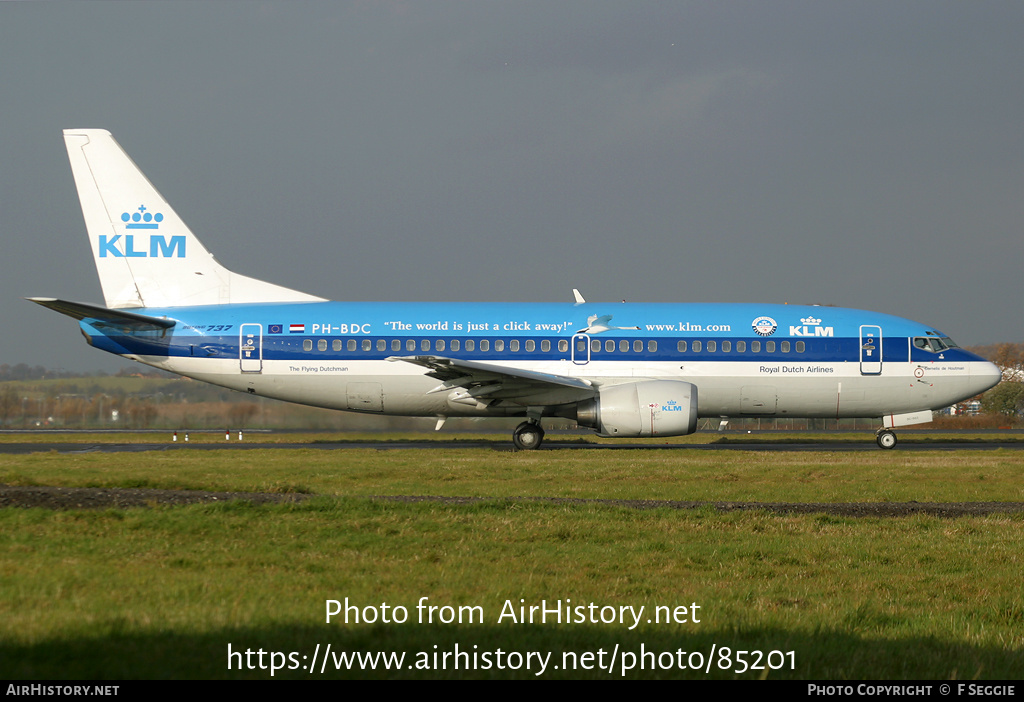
[859, 325, 882, 375]
[240, 324, 263, 373]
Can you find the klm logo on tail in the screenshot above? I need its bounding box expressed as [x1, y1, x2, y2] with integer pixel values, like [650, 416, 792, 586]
[99, 205, 185, 258]
[122, 205, 163, 229]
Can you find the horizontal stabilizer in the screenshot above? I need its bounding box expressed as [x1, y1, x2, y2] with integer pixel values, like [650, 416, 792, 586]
[28, 297, 176, 332]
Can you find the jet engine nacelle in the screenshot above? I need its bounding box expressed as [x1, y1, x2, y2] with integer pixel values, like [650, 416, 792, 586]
[576, 380, 698, 438]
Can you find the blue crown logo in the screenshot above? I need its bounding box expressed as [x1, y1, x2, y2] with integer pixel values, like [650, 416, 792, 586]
[121, 205, 164, 230]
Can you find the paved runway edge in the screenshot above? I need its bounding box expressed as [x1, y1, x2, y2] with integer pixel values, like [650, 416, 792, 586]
[2, 440, 1024, 454]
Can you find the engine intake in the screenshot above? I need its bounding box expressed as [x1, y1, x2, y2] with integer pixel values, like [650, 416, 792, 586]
[576, 380, 698, 437]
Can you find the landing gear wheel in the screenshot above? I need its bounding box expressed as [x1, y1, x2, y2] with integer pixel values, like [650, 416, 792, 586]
[512, 422, 545, 451]
[876, 429, 897, 450]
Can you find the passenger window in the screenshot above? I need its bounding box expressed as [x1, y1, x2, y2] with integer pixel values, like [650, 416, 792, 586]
[722, 340, 731, 353]
[677, 340, 686, 352]
[451, 339, 460, 352]
[648, 340, 657, 352]
[766, 341, 775, 353]
[736, 340, 746, 353]
[436, 339, 445, 352]
[796, 341, 805, 353]
[781, 341, 790, 353]
[606, 340, 615, 352]
[303, 339, 312, 351]
[362, 339, 372, 351]
[480, 340, 489, 352]
[407, 339, 416, 351]
[751, 340, 760, 353]
[421, 339, 430, 352]
[692, 340, 701, 353]
[510, 340, 519, 352]
[495, 340, 504, 352]
[707, 340, 717, 353]
[619, 340, 629, 352]
[577, 339, 586, 352]
[526, 340, 536, 352]
[392, 339, 400, 351]
[558, 340, 568, 353]
[377, 339, 386, 351]
[466, 339, 475, 352]
[635, 340, 644, 352]
[318, 339, 327, 351]
[333, 340, 342, 352]
[348, 339, 357, 351]
[591, 340, 601, 352]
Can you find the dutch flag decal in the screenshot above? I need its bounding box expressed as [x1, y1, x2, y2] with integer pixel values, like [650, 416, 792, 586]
[289, 323, 305, 334]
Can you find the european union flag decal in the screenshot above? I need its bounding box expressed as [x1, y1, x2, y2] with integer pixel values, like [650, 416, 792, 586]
[268, 324, 283, 334]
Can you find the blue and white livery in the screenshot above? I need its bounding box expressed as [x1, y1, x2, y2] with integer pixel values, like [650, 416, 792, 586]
[32, 130, 1001, 449]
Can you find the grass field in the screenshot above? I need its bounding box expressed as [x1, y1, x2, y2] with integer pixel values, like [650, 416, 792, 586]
[1, 436, 1022, 679]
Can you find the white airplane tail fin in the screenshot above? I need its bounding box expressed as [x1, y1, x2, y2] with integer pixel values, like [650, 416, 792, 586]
[62, 129, 324, 309]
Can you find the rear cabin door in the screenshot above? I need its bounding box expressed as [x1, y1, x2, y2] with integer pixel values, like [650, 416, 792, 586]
[240, 324, 263, 373]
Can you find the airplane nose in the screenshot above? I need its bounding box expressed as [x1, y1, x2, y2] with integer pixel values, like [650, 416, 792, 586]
[973, 361, 1002, 395]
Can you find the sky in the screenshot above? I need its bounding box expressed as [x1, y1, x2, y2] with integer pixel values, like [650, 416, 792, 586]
[2, 1, 1022, 372]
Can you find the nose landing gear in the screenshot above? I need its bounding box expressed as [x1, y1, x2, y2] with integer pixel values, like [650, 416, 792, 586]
[876, 428, 897, 449]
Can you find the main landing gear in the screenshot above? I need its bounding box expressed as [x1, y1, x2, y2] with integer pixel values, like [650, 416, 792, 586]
[512, 421, 545, 451]
[876, 428, 898, 450]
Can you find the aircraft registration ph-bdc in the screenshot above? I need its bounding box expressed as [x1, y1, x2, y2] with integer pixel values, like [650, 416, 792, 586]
[32, 129, 1001, 449]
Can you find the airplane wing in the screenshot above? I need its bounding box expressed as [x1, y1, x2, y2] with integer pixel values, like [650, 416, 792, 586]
[387, 355, 595, 405]
[28, 298, 176, 332]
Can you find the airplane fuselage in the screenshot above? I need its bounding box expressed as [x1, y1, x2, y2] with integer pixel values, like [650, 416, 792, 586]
[83, 300, 998, 423]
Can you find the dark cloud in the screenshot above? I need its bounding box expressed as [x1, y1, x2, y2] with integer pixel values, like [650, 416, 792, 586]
[2, 1, 1022, 370]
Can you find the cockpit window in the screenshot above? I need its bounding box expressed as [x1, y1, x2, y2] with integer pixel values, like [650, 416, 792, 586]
[914, 336, 959, 353]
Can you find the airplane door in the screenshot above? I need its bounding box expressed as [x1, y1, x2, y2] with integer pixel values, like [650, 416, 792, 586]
[347, 383, 383, 412]
[741, 385, 778, 415]
[240, 324, 263, 373]
[571, 334, 591, 365]
[859, 325, 882, 375]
